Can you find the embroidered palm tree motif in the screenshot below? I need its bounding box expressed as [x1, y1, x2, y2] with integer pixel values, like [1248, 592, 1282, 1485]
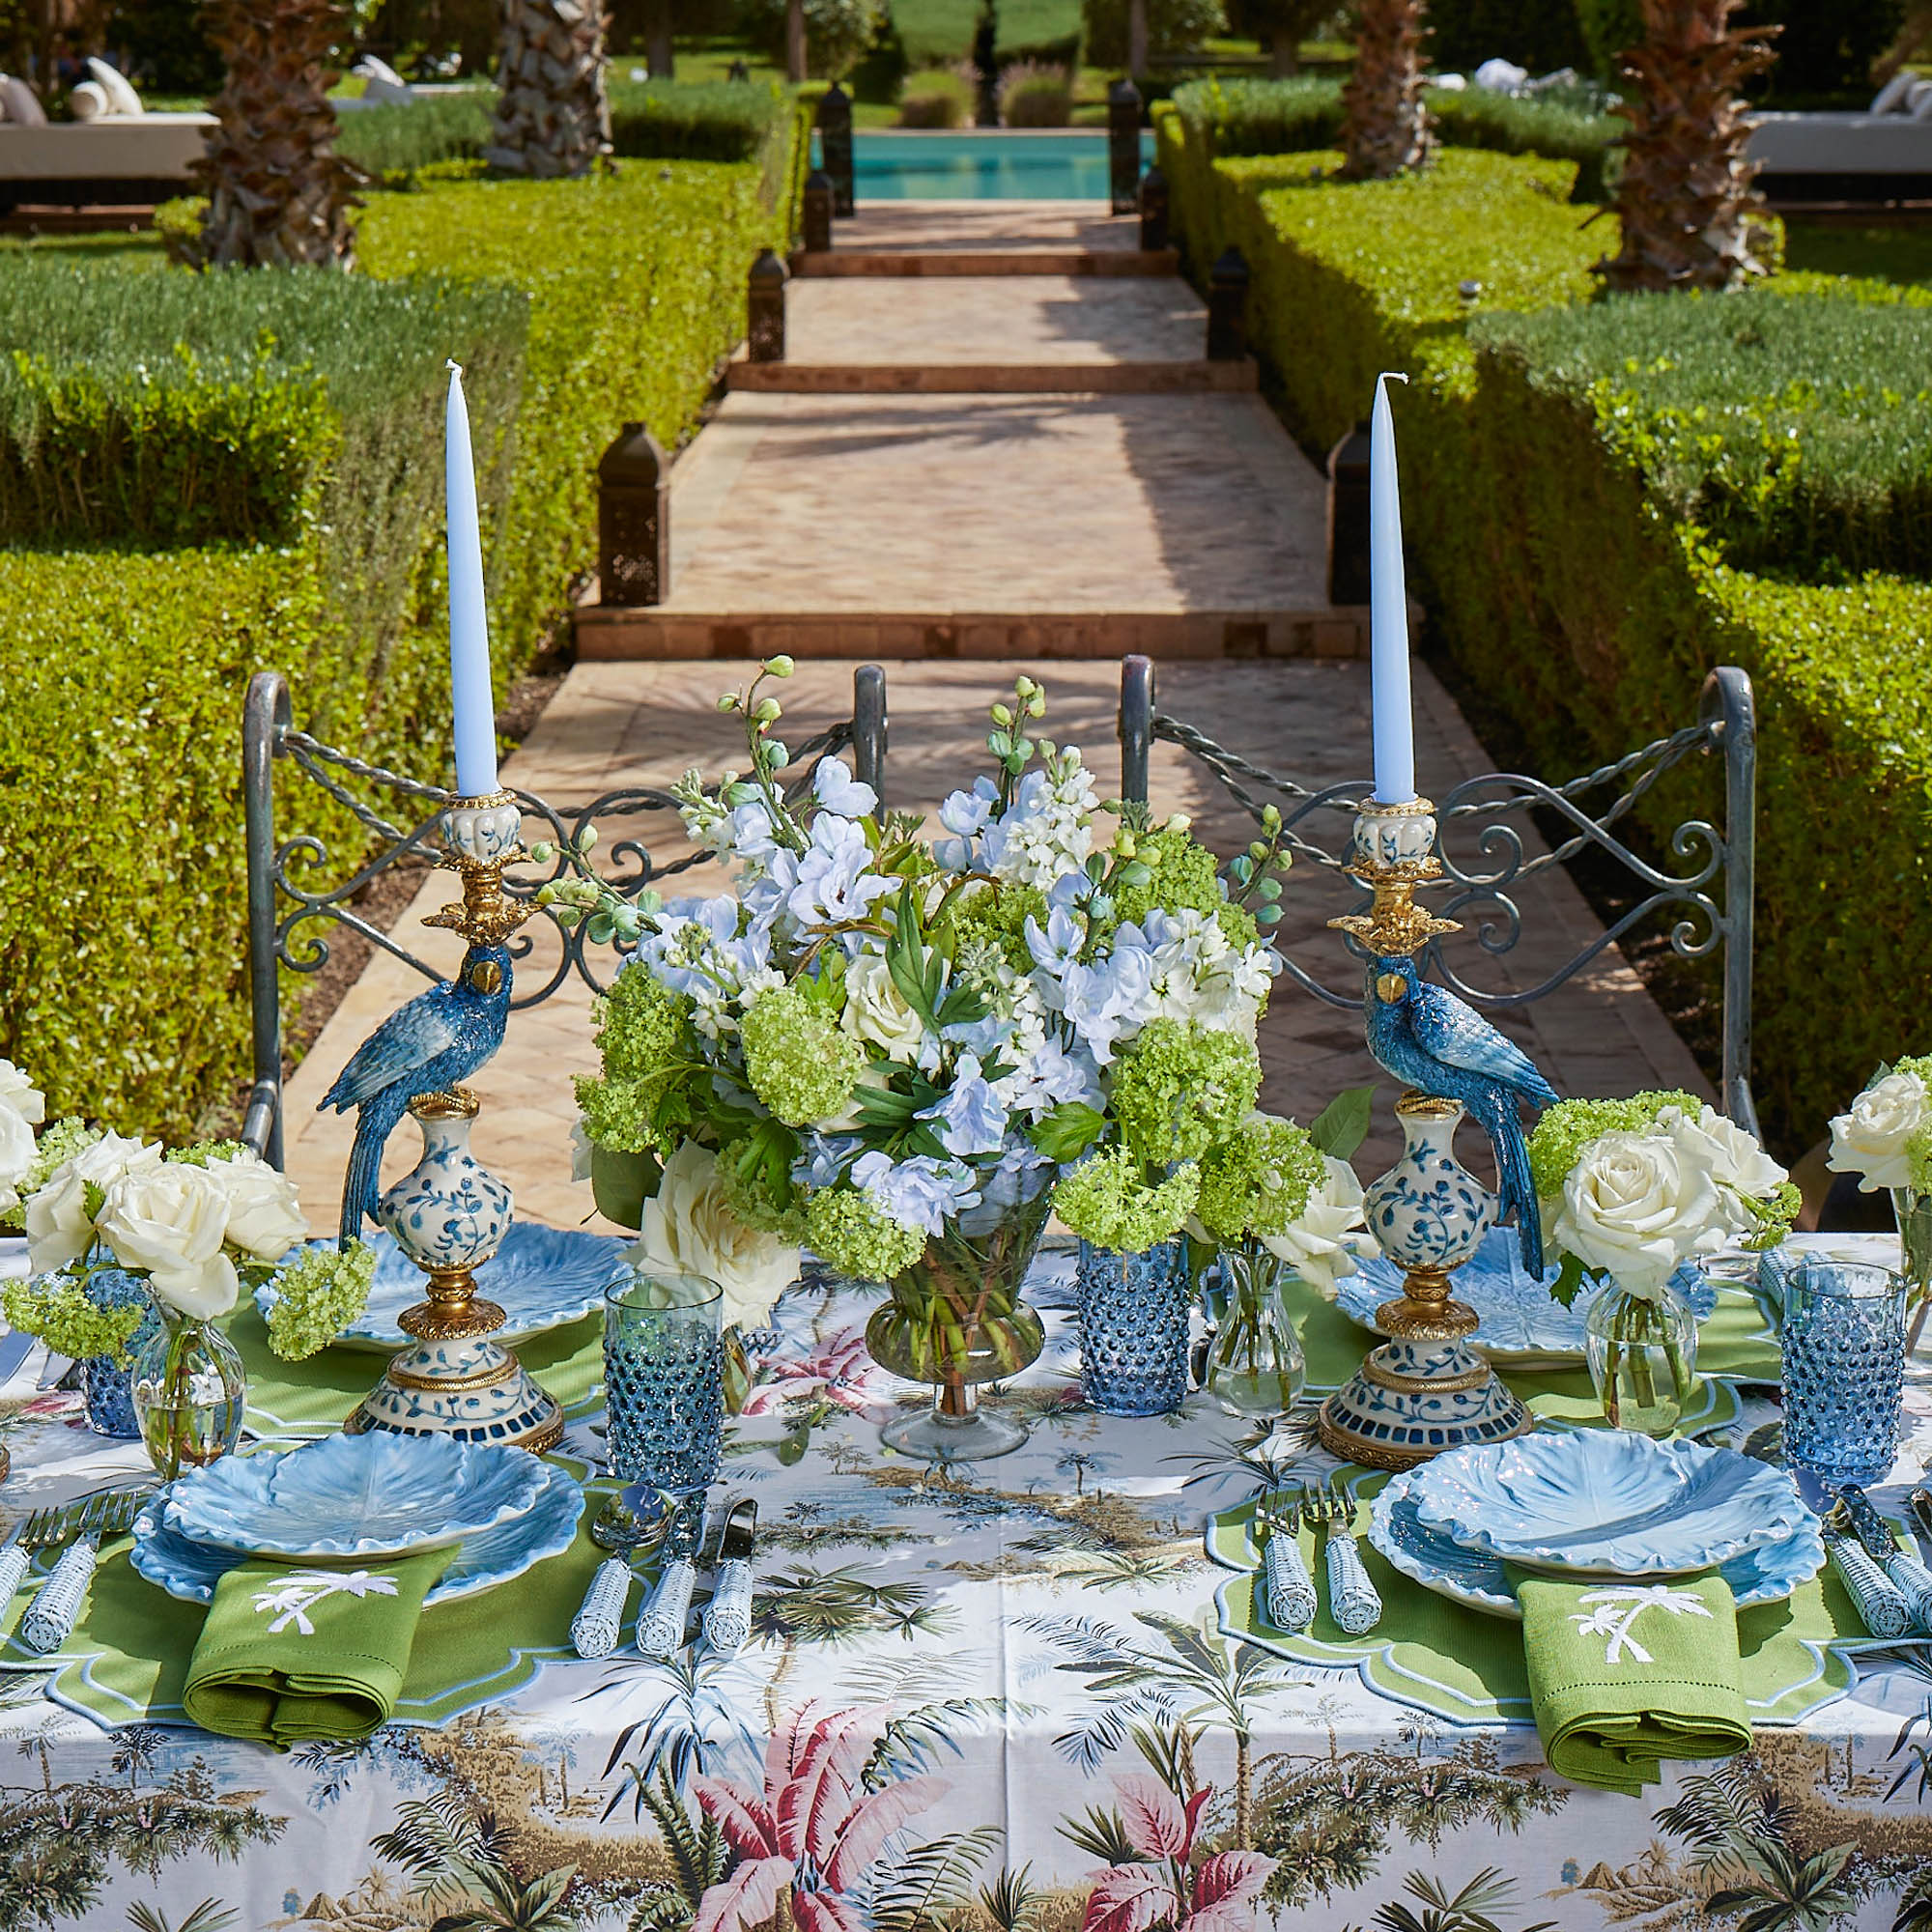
[1568, 1584, 1713, 1665]
[250, 1571, 401, 1635]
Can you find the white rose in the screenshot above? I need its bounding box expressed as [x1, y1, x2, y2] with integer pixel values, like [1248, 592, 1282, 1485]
[0, 1059, 44, 1126]
[205, 1151, 309, 1262]
[22, 1131, 161, 1274]
[0, 1103, 35, 1215]
[96, 1164, 240, 1319]
[839, 952, 928, 1064]
[1261, 1153, 1369, 1298]
[634, 1139, 800, 1331]
[1666, 1104, 1786, 1236]
[1826, 1070, 1929, 1193]
[1551, 1128, 1726, 1298]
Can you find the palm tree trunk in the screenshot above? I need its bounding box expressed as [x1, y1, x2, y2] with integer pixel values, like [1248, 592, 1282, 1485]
[785, 0, 806, 82]
[764, 1636, 799, 1731]
[1235, 1732, 1252, 1846]
[1340, 0, 1431, 180]
[1128, 0, 1148, 78]
[489, 0, 612, 179]
[644, 0, 674, 79]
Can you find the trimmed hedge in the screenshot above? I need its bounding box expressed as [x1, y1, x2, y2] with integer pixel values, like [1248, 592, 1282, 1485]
[1166, 76, 1620, 196]
[332, 91, 493, 178]
[608, 77, 795, 160]
[1154, 105, 1932, 1147]
[3, 128, 808, 1139]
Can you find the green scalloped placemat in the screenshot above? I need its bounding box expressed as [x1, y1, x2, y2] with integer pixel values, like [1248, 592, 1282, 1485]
[1205, 1491, 1864, 1731]
[2, 1477, 645, 1735]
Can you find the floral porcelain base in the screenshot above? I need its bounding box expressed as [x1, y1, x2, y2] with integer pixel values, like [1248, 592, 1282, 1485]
[346, 1329, 563, 1452]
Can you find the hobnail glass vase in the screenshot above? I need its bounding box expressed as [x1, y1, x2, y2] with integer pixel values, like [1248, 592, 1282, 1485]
[1891, 1186, 1932, 1354]
[603, 1268, 724, 1499]
[1583, 1274, 1698, 1435]
[1202, 1239, 1306, 1420]
[1779, 1256, 1906, 1507]
[866, 1189, 1052, 1462]
[129, 1304, 247, 1481]
[1076, 1237, 1189, 1415]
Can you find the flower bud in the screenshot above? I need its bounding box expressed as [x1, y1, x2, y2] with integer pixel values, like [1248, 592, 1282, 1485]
[765, 654, 795, 677]
[754, 696, 782, 725]
[717, 693, 738, 712]
[576, 825, 598, 852]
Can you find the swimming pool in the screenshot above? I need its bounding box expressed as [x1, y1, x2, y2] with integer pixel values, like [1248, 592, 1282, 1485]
[836, 130, 1157, 200]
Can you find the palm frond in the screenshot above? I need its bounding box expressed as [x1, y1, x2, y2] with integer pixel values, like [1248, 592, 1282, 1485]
[1058, 1805, 1138, 1866]
[863, 1698, 1026, 1787]
[868, 1827, 1003, 1932]
[978, 1861, 1037, 1932]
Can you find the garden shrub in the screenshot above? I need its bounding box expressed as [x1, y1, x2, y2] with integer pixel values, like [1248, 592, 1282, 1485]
[737, 0, 884, 76]
[1083, 0, 1227, 70]
[999, 61, 1074, 125]
[332, 90, 493, 178]
[607, 77, 794, 160]
[897, 67, 974, 125]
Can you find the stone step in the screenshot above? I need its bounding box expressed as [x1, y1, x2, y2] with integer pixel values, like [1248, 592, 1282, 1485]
[574, 607, 1373, 661]
[790, 247, 1179, 277]
[726, 358, 1257, 393]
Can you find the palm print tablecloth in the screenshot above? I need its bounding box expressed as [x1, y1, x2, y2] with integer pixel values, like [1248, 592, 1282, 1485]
[2, 1235, 1931, 1932]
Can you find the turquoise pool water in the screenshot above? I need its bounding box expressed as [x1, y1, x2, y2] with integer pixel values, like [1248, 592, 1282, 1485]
[838, 130, 1156, 200]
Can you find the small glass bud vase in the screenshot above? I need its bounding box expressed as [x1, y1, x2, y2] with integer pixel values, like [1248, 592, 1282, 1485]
[1076, 1237, 1189, 1416]
[1891, 1186, 1932, 1353]
[130, 1304, 247, 1481]
[1583, 1274, 1698, 1435]
[1202, 1240, 1306, 1420]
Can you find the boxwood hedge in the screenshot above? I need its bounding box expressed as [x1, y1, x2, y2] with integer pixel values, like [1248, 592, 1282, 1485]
[1154, 103, 1932, 1148]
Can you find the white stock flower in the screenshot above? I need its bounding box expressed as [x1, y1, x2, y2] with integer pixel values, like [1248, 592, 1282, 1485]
[838, 952, 927, 1063]
[1826, 1070, 1930, 1193]
[1551, 1128, 1726, 1299]
[96, 1163, 240, 1319]
[634, 1139, 799, 1331]
[1261, 1153, 1368, 1298]
[24, 1130, 162, 1275]
[205, 1151, 309, 1262]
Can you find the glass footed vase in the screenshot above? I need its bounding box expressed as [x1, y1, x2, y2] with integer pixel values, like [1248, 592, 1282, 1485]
[130, 1304, 246, 1481]
[866, 1189, 1052, 1462]
[1202, 1240, 1306, 1420]
[1584, 1273, 1698, 1435]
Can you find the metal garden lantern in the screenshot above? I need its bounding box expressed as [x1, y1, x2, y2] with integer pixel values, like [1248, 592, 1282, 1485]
[597, 422, 670, 608]
[817, 82, 855, 216]
[1206, 245, 1249, 360]
[1108, 78, 1141, 214]
[748, 248, 787, 362]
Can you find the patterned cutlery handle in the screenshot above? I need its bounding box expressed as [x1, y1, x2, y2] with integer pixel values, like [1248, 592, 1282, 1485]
[571, 1557, 635, 1660]
[703, 1559, 754, 1655]
[1324, 1531, 1382, 1636]
[1262, 1529, 1317, 1632]
[22, 1537, 97, 1655]
[1881, 1548, 1932, 1634]
[1826, 1532, 1912, 1639]
[0, 1542, 32, 1619]
[636, 1556, 696, 1658]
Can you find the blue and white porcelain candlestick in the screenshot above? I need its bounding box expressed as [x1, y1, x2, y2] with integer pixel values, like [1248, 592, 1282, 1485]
[344, 798, 563, 1452]
[1317, 798, 1533, 1469]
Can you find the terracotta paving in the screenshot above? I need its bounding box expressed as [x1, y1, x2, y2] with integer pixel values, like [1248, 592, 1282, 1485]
[817, 201, 1145, 251]
[280, 660, 1709, 1233]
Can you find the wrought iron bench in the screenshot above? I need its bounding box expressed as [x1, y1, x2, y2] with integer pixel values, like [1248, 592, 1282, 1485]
[240, 665, 886, 1166]
[1116, 654, 1759, 1137]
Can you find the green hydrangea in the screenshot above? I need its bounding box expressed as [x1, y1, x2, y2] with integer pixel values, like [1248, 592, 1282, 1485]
[1894, 1054, 1932, 1086]
[1193, 1117, 1325, 1243]
[1105, 822, 1258, 952]
[944, 881, 1045, 976]
[266, 1240, 378, 1361]
[0, 1116, 99, 1228]
[1112, 1018, 1263, 1164]
[1744, 1179, 1804, 1252]
[165, 1138, 247, 1168]
[805, 1185, 926, 1281]
[720, 1155, 809, 1243]
[1525, 1090, 1703, 1203]
[576, 972, 696, 1154]
[0, 1275, 144, 1366]
[739, 985, 863, 1127]
[1052, 1145, 1200, 1252]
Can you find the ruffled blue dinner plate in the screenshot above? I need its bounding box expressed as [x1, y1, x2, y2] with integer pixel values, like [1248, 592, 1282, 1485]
[132, 1459, 582, 1606]
[257, 1224, 634, 1351]
[162, 1433, 546, 1560]
[1365, 1466, 1824, 1620]
[1337, 1231, 1715, 1365]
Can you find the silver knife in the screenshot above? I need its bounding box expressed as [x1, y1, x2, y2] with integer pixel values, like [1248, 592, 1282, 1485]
[0, 1326, 34, 1388]
[702, 1498, 757, 1655]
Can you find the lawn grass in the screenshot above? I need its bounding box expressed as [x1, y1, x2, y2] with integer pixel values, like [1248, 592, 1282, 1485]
[1782, 216, 1932, 288]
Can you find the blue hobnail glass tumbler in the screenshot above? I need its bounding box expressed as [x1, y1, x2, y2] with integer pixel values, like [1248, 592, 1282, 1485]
[1780, 1257, 1906, 1510]
[603, 1269, 725, 1498]
[1077, 1238, 1190, 1416]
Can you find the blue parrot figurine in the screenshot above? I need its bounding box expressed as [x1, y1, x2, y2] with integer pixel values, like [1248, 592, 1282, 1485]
[319, 942, 513, 1244]
[1364, 953, 1557, 1271]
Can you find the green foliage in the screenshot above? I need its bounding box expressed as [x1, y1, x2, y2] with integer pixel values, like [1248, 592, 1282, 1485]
[1425, 0, 1590, 76]
[999, 61, 1075, 127]
[1475, 290, 1932, 579]
[898, 66, 976, 125]
[739, 0, 887, 76]
[1082, 0, 1227, 69]
[1574, 0, 1644, 78]
[609, 77, 797, 159]
[332, 91, 492, 178]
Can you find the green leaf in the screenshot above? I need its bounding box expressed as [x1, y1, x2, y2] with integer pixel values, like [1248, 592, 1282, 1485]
[1546, 1252, 1590, 1309]
[1308, 1084, 1376, 1160]
[590, 1145, 660, 1231]
[1029, 1102, 1107, 1162]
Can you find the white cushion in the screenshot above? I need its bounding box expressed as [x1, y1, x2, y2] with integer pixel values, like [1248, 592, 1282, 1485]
[352, 54, 413, 103]
[68, 79, 108, 122]
[1473, 57, 1528, 93]
[0, 76, 46, 127]
[1871, 70, 1917, 115]
[84, 57, 141, 117]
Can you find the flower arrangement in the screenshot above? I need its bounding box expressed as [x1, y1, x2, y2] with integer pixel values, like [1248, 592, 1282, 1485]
[1826, 1059, 1932, 1194]
[558, 663, 1293, 1350]
[1528, 1091, 1797, 1305]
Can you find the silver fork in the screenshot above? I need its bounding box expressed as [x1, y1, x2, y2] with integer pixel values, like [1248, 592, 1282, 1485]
[1254, 1486, 1316, 1632]
[12, 1488, 152, 1655]
[1302, 1480, 1382, 1636]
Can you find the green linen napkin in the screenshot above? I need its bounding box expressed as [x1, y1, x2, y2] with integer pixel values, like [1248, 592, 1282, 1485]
[1510, 1565, 1751, 1796]
[183, 1549, 451, 1747]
